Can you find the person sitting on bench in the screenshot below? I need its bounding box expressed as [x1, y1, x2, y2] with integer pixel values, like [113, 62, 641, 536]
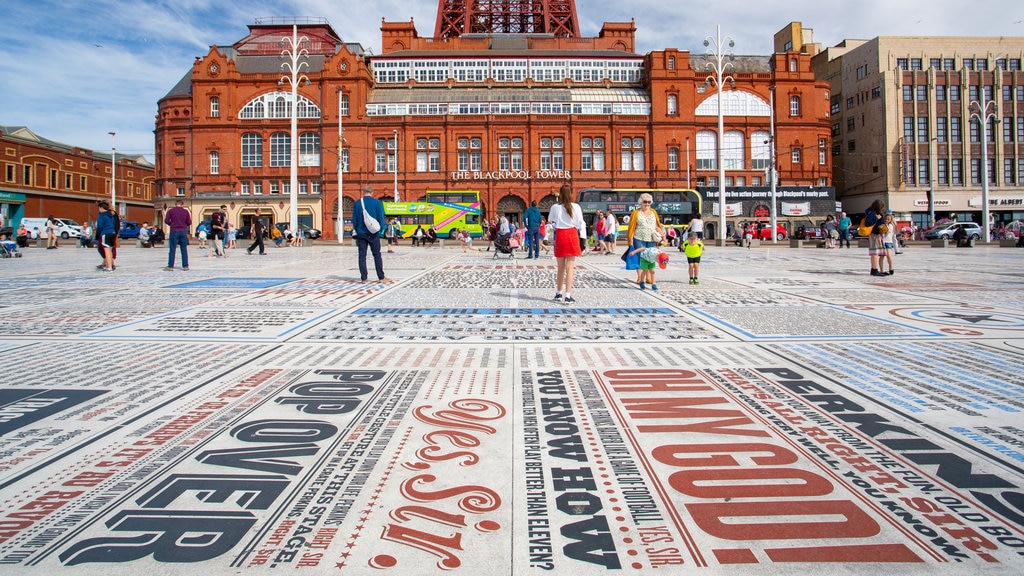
[952, 225, 972, 248]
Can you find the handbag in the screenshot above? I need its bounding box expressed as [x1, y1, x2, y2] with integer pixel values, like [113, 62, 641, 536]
[508, 236, 521, 248]
[361, 199, 381, 234]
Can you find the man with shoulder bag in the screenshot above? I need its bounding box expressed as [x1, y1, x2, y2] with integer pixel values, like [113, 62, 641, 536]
[353, 185, 391, 284]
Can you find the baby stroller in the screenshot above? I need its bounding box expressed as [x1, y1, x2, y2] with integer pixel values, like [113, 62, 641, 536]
[492, 233, 517, 259]
[1, 239, 22, 258]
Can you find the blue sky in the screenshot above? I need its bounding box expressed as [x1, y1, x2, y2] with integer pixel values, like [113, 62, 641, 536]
[1, 0, 1021, 162]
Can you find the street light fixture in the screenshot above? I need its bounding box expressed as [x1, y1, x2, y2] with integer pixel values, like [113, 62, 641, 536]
[392, 129, 400, 201]
[337, 89, 345, 244]
[768, 86, 778, 244]
[280, 24, 310, 234]
[704, 24, 735, 246]
[968, 74, 999, 242]
[108, 131, 116, 211]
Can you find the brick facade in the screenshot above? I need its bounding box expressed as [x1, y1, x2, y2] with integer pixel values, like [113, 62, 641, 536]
[154, 17, 832, 240]
[0, 126, 155, 231]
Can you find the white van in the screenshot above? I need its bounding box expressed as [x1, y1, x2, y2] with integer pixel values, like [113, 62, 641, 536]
[20, 217, 84, 239]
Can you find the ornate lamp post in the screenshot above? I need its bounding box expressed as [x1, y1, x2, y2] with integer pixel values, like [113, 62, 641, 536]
[968, 75, 998, 242]
[108, 131, 116, 211]
[280, 24, 309, 233]
[704, 25, 735, 246]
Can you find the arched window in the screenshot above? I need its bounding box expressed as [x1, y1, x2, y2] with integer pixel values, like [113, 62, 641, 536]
[272, 96, 288, 119]
[668, 147, 679, 170]
[241, 133, 262, 167]
[696, 130, 716, 169]
[270, 132, 291, 167]
[239, 92, 322, 119]
[789, 58, 798, 72]
[750, 131, 771, 170]
[723, 131, 744, 170]
[667, 94, 678, 115]
[299, 132, 321, 167]
[210, 96, 219, 118]
[695, 91, 770, 116]
[790, 95, 801, 116]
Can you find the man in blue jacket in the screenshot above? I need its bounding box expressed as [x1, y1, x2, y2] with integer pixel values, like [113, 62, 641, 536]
[523, 200, 542, 259]
[352, 185, 392, 283]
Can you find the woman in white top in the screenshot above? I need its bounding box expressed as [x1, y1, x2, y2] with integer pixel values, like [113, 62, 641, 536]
[547, 183, 586, 303]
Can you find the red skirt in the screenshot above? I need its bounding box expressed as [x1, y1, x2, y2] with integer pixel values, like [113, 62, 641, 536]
[554, 228, 582, 258]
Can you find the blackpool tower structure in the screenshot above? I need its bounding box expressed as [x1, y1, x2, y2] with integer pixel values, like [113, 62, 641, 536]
[434, 0, 581, 38]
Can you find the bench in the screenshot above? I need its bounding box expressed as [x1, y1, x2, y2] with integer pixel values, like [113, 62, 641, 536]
[930, 239, 950, 248]
[999, 239, 1019, 247]
[857, 238, 870, 248]
[789, 239, 805, 248]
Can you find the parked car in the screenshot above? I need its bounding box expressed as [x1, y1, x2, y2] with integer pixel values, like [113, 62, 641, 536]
[793, 222, 827, 240]
[20, 217, 83, 239]
[756, 222, 787, 241]
[924, 221, 981, 240]
[274, 223, 321, 240]
[118, 221, 141, 239]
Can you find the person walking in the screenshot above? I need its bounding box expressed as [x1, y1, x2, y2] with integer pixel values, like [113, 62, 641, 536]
[95, 201, 117, 271]
[246, 208, 266, 255]
[523, 200, 543, 259]
[864, 199, 887, 276]
[605, 211, 618, 254]
[209, 204, 227, 257]
[689, 214, 704, 240]
[880, 212, 898, 275]
[593, 210, 608, 253]
[164, 199, 192, 270]
[824, 214, 838, 249]
[353, 185, 392, 283]
[45, 216, 59, 249]
[838, 211, 852, 248]
[626, 192, 664, 289]
[548, 183, 586, 303]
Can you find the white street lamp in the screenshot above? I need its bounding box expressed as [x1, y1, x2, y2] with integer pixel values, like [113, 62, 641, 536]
[968, 75, 999, 242]
[337, 89, 345, 244]
[280, 24, 309, 234]
[393, 129, 400, 201]
[768, 87, 778, 244]
[704, 25, 735, 246]
[108, 131, 116, 211]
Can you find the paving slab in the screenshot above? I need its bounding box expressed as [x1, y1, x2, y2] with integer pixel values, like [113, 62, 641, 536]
[1, 242, 1023, 575]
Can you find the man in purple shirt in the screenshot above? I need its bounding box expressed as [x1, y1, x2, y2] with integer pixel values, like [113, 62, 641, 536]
[163, 199, 192, 270]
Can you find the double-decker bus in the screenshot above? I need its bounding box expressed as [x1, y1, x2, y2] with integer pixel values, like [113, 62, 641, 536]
[576, 188, 702, 235]
[383, 190, 484, 238]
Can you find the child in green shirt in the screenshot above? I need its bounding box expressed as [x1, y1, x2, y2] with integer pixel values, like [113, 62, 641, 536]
[683, 232, 703, 284]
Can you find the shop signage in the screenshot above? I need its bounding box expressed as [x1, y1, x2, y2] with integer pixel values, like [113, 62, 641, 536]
[449, 170, 572, 181]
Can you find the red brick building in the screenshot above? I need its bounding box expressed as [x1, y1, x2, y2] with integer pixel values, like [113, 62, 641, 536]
[1, 125, 155, 232]
[154, 11, 831, 240]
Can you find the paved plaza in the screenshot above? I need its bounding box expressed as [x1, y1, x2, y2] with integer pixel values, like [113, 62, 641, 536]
[1, 239, 1023, 575]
